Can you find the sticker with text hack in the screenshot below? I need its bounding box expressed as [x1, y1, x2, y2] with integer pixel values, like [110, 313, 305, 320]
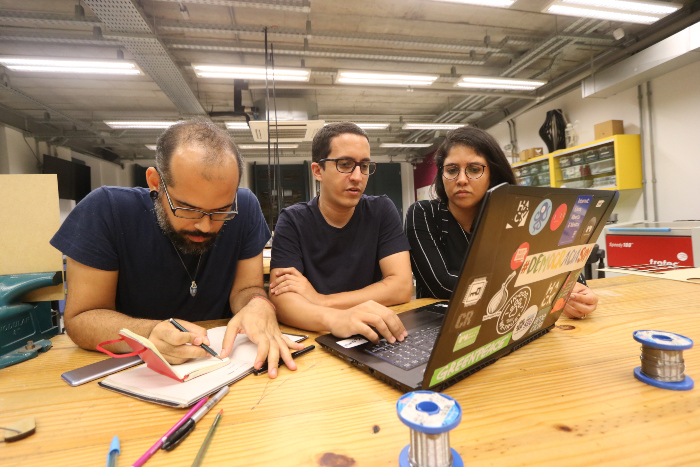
[462, 276, 488, 307]
[453, 325, 481, 352]
[550, 203, 568, 231]
[558, 195, 593, 246]
[507, 199, 530, 229]
[529, 199, 552, 236]
[337, 337, 368, 348]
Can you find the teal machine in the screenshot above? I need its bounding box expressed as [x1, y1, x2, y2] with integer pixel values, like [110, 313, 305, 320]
[0, 272, 62, 369]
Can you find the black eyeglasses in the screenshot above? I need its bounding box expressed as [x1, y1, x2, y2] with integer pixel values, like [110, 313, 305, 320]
[158, 171, 238, 221]
[319, 158, 377, 175]
[441, 163, 487, 181]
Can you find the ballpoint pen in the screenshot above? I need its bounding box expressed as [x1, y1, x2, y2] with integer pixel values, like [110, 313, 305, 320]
[191, 410, 223, 467]
[253, 345, 315, 375]
[106, 436, 120, 467]
[169, 318, 223, 360]
[131, 397, 208, 467]
[161, 385, 230, 451]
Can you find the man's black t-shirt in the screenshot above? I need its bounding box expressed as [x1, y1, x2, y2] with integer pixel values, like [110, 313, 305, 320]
[270, 195, 410, 294]
[50, 187, 270, 322]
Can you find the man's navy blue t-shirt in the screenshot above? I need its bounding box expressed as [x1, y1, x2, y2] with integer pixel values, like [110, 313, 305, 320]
[270, 195, 410, 294]
[50, 187, 270, 322]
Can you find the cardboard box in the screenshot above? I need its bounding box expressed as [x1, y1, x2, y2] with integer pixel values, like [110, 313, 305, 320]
[518, 147, 543, 161]
[594, 120, 624, 140]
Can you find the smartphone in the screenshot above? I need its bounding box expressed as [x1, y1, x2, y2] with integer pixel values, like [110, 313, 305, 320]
[61, 356, 142, 386]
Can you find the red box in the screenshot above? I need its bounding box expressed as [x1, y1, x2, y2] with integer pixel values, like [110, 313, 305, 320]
[606, 235, 694, 267]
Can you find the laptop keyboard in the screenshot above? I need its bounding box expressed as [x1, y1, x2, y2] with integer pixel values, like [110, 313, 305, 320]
[365, 325, 440, 371]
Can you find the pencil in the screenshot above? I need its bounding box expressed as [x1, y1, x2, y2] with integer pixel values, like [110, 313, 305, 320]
[191, 409, 223, 467]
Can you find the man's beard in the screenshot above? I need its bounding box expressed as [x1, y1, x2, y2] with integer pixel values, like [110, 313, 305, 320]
[154, 199, 221, 255]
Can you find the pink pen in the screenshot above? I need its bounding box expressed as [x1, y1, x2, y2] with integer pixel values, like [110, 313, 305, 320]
[132, 397, 209, 467]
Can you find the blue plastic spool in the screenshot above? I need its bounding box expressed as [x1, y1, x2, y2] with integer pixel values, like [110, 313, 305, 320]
[397, 391, 463, 467]
[633, 330, 694, 391]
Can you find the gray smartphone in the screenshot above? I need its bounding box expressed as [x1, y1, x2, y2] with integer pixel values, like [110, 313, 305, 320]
[61, 356, 142, 386]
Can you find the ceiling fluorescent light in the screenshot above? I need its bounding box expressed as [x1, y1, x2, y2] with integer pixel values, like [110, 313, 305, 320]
[193, 65, 310, 82]
[324, 123, 390, 130]
[225, 122, 251, 130]
[105, 121, 178, 129]
[337, 71, 438, 87]
[380, 143, 433, 148]
[145, 145, 157, 150]
[0, 57, 141, 75]
[238, 144, 299, 149]
[402, 123, 466, 130]
[545, 3, 663, 23]
[457, 76, 546, 91]
[561, 0, 680, 15]
[432, 0, 515, 7]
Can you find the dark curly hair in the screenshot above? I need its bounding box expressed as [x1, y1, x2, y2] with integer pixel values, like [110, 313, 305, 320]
[431, 126, 516, 204]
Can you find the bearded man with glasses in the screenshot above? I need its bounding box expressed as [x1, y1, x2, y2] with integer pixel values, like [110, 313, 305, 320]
[269, 122, 413, 345]
[50, 118, 303, 378]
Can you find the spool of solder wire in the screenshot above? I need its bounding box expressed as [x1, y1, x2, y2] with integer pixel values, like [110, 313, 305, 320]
[633, 330, 694, 391]
[396, 391, 463, 467]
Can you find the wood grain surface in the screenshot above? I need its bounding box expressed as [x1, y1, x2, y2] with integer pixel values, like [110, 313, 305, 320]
[1, 276, 699, 466]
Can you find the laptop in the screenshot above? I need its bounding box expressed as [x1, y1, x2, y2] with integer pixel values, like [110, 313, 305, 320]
[316, 183, 619, 392]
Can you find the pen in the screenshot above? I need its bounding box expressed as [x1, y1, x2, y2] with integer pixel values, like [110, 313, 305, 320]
[106, 435, 120, 467]
[161, 385, 230, 451]
[253, 345, 316, 376]
[169, 318, 223, 360]
[191, 409, 223, 467]
[131, 397, 208, 467]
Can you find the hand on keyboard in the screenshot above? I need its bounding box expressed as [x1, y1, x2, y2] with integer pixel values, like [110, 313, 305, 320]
[326, 300, 407, 344]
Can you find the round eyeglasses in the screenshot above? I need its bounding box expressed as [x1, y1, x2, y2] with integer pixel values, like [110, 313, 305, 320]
[158, 171, 238, 221]
[319, 158, 377, 175]
[441, 163, 487, 181]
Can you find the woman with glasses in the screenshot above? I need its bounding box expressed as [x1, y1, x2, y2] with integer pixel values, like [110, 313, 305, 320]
[404, 126, 598, 319]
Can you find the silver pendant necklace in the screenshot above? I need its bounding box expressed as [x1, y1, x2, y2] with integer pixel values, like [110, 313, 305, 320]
[170, 241, 203, 297]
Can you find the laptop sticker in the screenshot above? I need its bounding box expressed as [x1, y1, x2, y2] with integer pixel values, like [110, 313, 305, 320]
[453, 325, 481, 352]
[529, 307, 552, 334]
[596, 199, 605, 208]
[496, 286, 532, 335]
[430, 333, 512, 386]
[462, 276, 488, 307]
[483, 271, 515, 321]
[579, 217, 597, 243]
[551, 271, 578, 313]
[558, 195, 593, 246]
[550, 203, 568, 231]
[454, 310, 475, 331]
[512, 305, 538, 340]
[541, 279, 561, 307]
[529, 199, 552, 236]
[337, 337, 368, 349]
[511, 243, 530, 270]
[511, 199, 530, 228]
[514, 244, 594, 287]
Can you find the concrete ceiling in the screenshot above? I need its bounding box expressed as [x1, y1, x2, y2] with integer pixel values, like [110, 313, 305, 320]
[0, 0, 697, 162]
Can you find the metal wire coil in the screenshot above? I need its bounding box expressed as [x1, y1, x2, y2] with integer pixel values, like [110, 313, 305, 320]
[639, 346, 686, 382]
[408, 430, 452, 467]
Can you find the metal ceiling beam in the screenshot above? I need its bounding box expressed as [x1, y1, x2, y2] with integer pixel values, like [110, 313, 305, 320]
[83, 0, 206, 116]
[153, 0, 311, 12]
[0, 29, 119, 46]
[0, 11, 101, 27]
[167, 38, 487, 65]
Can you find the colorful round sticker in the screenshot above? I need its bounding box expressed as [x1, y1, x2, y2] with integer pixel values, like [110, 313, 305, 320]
[497, 286, 531, 335]
[512, 305, 538, 340]
[511, 242, 530, 270]
[550, 203, 568, 231]
[529, 199, 552, 235]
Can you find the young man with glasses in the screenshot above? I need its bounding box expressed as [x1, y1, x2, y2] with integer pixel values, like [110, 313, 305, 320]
[50, 119, 302, 378]
[268, 122, 413, 344]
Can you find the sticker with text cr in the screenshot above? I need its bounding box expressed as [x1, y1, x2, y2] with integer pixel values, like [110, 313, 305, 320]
[497, 286, 532, 335]
[430, 333, 512, 386]
[453, 325, 481, 352]
[511, 243, 530, 270]
[512, 305, 538, 340]
[579, 217, 597, 243]
[454, 310, 475, 331]
[483, 271, 516, 321]
[507, 199, 530, 229]
[462, 276, 488, 307]
[558, 195, 593, 246]
[529, 307, 552, 334]
[550, 203, 568, 231]
[529, 199, 552, 236]
[337, 337, 368, 349]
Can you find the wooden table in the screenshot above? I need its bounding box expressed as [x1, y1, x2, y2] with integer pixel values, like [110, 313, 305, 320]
[2, 276, 699, 466]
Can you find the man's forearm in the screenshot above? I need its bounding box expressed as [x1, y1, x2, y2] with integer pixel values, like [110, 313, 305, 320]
[65, 309, 160, 353]
[230, 286, 269, 314]
[322, 276, 413, 310]
[271, 291, 336, 332]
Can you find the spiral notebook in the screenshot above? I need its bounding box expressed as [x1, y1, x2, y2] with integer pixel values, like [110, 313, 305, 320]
[99, 327, 307, 407]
